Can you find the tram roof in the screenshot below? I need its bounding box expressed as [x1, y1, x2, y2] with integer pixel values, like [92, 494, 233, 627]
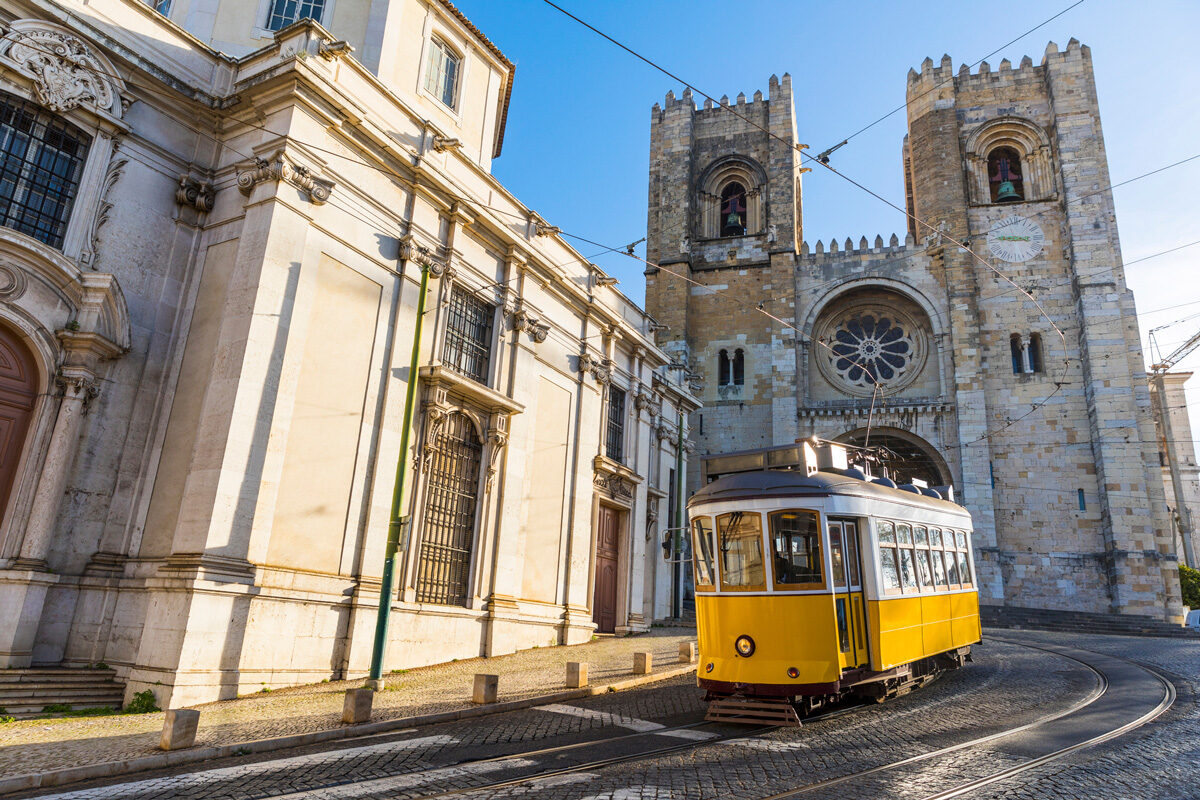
[687, 469, 969, 516]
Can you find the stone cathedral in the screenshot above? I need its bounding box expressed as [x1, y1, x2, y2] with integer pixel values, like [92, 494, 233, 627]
[644, 40, 1184, 622]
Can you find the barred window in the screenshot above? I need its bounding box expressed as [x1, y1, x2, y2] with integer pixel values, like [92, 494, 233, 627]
[0, 93, 90, 250]
[606, 387, 625, 463]
[265, 0, 326, 31]
[442, 286, 493, 384]
[423, 39, 461, 109]
[415, 413, 482, 606]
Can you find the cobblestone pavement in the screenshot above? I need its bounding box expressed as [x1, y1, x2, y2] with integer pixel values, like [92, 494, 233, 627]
[15, 636, 1100, 799]
[12, 630, 1194, 800]
[0, 629, 697, 782]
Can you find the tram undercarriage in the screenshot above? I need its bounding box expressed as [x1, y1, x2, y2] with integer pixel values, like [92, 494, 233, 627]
[703, 646, 972, 726]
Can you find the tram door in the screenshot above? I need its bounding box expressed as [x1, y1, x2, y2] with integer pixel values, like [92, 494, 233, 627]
[828, 520, 868, 669]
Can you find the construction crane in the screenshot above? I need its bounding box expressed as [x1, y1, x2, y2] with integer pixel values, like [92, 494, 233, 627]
[1148, 322, 1200, 568]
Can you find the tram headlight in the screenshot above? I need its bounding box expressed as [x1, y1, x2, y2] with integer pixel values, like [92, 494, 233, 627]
[787, 667, 800, 679]
[705, 662, 714, 673]
[734, 635, 756, 657]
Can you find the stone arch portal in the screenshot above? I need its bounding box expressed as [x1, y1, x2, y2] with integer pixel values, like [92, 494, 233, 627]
[835, 427, 951, 489]
[0, 321, 38, 520]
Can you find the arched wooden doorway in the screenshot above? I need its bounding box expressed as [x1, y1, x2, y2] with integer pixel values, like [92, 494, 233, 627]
[0, 325, 38, 522]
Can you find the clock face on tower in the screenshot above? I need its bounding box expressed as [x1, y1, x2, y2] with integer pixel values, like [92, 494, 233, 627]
[987, 215, 1044, 263]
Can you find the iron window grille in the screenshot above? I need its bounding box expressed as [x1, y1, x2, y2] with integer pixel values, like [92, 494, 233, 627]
[442, 286, 494, 384]
[265, 0, 326, 31]
[0, 93, 89, 250]
[415, 412, 482, 606]
[606, 387, 626, 463]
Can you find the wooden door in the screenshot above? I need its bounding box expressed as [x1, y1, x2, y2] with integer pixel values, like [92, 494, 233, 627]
[593, 505, 621, 633]
[0, 328, 36, 521]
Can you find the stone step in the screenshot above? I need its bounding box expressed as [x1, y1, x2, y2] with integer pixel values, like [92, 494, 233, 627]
[0, 669, 118, 684]
[982, 604, 1199, 639]
[2, 700, 123, 718]
[0, 685, 124, 699]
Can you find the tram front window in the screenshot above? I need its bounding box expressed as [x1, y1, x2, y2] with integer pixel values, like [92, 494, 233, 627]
[769, 510, 824, 590]
[692, 516, 716, 591]
[717, 511, 766, 590]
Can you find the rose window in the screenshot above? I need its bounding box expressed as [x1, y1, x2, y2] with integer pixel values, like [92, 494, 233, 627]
[828, 314, 916, 389]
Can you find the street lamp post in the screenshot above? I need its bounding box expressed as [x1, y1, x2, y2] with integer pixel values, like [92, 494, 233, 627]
[367, 243, 443, 688]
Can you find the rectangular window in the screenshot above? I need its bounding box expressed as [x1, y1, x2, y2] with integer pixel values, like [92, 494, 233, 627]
[606, 387, 625, 463]
[877, 520, 901, 594]
[717, 511, 765, 591]
[770, 510, 823, 589]
[932, 548, 948, 586]
[844, 522, 861, 587]
[898, 548, 918, 590]
[266, 0, 326, 31]
[442, 286, 493, 384]
[147, 0, 172, 13]
[945, 549, 960, 585]
[958, 551, 972, 587]
[917, 550, 933, 588]
[423, 39, 461, 109]
[691, 516, 716, 590]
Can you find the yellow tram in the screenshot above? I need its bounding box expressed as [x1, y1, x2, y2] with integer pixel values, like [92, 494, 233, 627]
[689, 443, 980, 724]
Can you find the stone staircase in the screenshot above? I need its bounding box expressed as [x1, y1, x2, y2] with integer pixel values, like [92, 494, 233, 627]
[982, 604, 1200, 639]
[0, 667, 125, 718]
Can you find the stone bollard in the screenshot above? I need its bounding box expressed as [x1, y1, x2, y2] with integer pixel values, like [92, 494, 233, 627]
[473, 673, 499, 704]
[633, 651, 652, 675]
[678, 642, 697, 664]
[158, 709, 201, 751]
[566, 661, 588, 688]
[343, 687, 374, 724]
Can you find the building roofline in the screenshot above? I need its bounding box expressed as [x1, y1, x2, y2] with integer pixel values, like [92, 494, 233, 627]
[435, 0, 514, 159]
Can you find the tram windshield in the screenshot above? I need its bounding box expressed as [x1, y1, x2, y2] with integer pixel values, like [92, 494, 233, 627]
[716, 511, 766, 590]
[691, 516, 716, 591]
[769, 510, 824, 590]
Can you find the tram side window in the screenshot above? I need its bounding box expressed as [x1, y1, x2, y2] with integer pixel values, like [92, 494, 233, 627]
[877, 521, 902, 595]
[717, 511, 766, 591]
[914, 525, 934, 589]
[769, 510, 823, 589]
[929, 527, 949, 587]
[896, 523, 919, 590]
[692, 516, 716, 591]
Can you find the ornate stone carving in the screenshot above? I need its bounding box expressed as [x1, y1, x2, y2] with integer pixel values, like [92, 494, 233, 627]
[578, 352, 612, 384]
[485, 428, 509, 492]
[317, 39, 353, 60]
[594, 472, 633, 499]
[80, 151, 126, 268]
[176, 174, 215, 212]
[1, 22, 122, 117]
[55, 371, 100, 410]
[510, 300, 549, 343]
[0, 262, 28, 301]
[419, 405, 450, 473]
[432, 135, 464, 153]
[399, 235, 447, 277]
[237, 151, 334, 205]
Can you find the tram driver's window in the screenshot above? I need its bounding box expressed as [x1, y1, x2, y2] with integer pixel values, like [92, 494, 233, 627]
[717, 511, 766, 591]
[769, 510, 823, 589]
[692, 516, 716, 591]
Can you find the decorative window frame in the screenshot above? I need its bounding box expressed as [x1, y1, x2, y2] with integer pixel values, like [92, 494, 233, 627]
[0, 20, 130, 265]
[252, 0, 337, 40]
[696, 155, 768, 240]
[416, 19, 470, 125]
[964, 117, 1056, 206]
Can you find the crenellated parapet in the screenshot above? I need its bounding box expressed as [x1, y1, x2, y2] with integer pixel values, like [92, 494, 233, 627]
[906, 39, 1088, 98]
[797, 232, 918, 263]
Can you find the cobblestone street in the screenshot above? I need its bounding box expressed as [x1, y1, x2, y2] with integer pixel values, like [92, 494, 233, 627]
[8, 629, 1195, 800]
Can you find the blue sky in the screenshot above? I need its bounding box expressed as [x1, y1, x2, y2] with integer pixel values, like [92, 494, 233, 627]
[456, 0, 1200, 416]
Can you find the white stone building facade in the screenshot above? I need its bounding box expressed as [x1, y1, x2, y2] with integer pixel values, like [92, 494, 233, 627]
[0, 0, 697, 707]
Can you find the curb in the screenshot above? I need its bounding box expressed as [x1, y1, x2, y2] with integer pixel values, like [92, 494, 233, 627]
[0, 663, 697, 795]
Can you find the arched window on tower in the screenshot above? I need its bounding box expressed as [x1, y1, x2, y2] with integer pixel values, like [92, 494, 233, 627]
[718, 349, 731, 386]
[732, 348, 744, 386]
[720, 182, 747, 237]
[1028, 333, 1043, 374]
[988, 146, 1024, 203]
[1010, 334, 1023, 374]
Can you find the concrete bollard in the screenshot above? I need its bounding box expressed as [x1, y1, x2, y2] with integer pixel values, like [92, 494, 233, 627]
[158, 709, 201, 751]
[566, 661, 588, 688]
[343, 687, 374, 724]
[633, 651, 652, 675]
[678, 642, 697, 664]
[473, 673, 499, 704]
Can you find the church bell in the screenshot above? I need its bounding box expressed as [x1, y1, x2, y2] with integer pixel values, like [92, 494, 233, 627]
[996, 180, 1021, 202]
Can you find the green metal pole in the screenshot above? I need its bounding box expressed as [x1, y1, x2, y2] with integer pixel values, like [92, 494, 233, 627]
[368, 262, 431, 684]
[672, 414, 685, 619]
